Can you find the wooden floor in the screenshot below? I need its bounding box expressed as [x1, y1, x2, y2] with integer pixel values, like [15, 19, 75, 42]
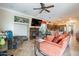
[11, 40, 35, 56]
[69, 35, 79, 56]
[10, 35, 79, 56]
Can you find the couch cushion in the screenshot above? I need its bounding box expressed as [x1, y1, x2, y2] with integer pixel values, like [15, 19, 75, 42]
[45, 41, 62, 47]
[53, 32, 68, 44]
[58, 36, 69, 45]
[46, 35, 54, 42]
[40, 41, 63, 56]
[52, 35, 61, 43]
[51, 32, 61, 42]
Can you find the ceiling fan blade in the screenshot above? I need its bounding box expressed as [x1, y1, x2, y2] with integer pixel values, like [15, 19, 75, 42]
[39, 9, 44, 13]
[45, 9, 50, 13]
[40, 3, 45, 7]
[45, 5, 54, 8]
[33, 8, 41, 10]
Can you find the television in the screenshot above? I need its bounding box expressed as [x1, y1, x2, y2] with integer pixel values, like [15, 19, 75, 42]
[31, 18, 42, 26]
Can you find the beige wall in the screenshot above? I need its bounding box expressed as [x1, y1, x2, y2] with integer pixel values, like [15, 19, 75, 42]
[0, 7, 40, 39]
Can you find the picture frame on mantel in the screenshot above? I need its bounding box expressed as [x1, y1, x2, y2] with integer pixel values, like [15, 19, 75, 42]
[14, 16, 29, 23]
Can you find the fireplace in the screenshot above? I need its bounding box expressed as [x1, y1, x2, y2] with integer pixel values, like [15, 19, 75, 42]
[30, 28, 39, 40]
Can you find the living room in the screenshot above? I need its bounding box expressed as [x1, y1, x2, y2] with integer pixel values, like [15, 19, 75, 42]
[0, 3, 79, 56]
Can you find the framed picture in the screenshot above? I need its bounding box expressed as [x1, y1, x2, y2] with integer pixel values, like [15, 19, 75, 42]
[14, 16, 29, 23]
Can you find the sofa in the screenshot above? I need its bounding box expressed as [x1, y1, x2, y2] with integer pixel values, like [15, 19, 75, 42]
[39, 32, 70, 56]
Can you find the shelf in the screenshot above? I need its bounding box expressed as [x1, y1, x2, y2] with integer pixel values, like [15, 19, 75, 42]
[30, 26, 40, 28]
[14, 22, 28, 25]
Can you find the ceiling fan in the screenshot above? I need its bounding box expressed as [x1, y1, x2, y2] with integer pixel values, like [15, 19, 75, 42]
[33, 3, 54, 13]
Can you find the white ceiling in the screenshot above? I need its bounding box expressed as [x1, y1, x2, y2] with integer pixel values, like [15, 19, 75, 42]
[0, 3, 79, 20]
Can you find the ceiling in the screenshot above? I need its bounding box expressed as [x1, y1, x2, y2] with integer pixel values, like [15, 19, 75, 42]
[0, 3, 79, 20]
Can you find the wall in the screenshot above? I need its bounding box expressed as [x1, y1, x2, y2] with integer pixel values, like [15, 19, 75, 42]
[0, 7, 39, 39]
[0, 8, 14, 32]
